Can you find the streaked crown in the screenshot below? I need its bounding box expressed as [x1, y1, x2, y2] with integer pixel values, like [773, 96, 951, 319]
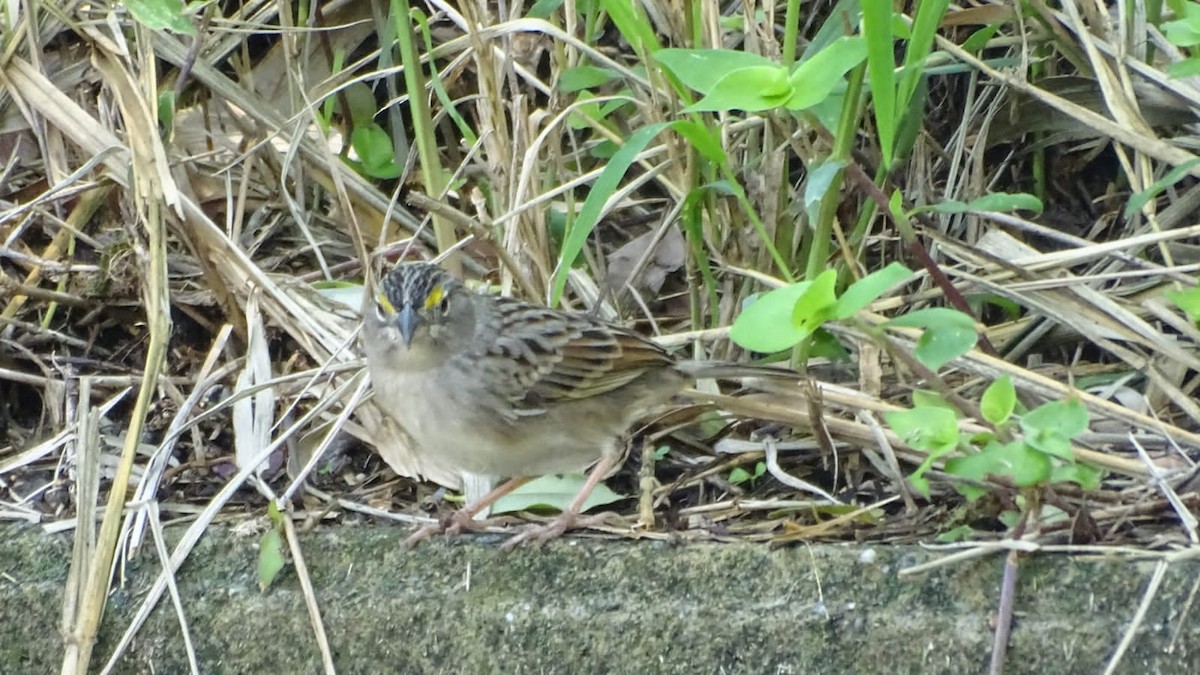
[377, 262, 459, 313]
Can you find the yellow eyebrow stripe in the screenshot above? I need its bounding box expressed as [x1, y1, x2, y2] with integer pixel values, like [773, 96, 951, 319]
[423, 285, 444, 310]
[376, 293, 395, 313]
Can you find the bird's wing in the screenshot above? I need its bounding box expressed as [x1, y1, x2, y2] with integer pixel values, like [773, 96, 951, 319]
[473, 299, 674, 415]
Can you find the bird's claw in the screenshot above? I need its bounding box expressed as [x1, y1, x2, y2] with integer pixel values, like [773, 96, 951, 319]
[499, 511, 618, 552]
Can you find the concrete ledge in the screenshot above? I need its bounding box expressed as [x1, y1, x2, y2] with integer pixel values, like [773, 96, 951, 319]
[2, 525, 1196, 673]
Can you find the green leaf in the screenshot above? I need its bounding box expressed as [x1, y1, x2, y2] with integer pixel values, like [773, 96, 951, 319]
[258, 529, 286, 592]
[790, 269, 838, 334]
[685, 65, 793, 112]
[1126, 158, 1200, 217]
[966, 294, 1021, 321]
[672, 119, 727, 164]
[804, 159, 845, 223]
[784, 36, 869, 111]
[259, 501, 287, 592]
[491, 474, 625, 514]
[157, 90, 176, 133]
[980, 375, 1015, 426]
[946, 440, 1051, 489]
[729, 281, 814, 353]
[833, 262, 915, 319]
[526, 0, 565, 19]
[1167, 58, 1200, 78]
[551, 122, 671, 305]
[916, 192, 1043, 215]
[311, 280, 364, 310]
[655, 48, 779, 95]
[961, 23, 1004, 54]
[862, 0, 897, 167]
[729, 467, 752, 485]
[885, 406, 960, 453]
[1050, 463, 1104, 490]
[912, 389, 956, 412]
[350, 124, 403, 179]
[1167, 285, 1200, 324]
[559, 65, 620, 92]
[1021, 398, 1088, 439]
[1163, 4, 1200, 47]
[898, 0, 951, 112]
[809, 327, 851, 361]
[936, 525, 977, 542]
[1024, 429, 1074, 462]
[888, 307, 978, 371]
[125, 0, 197, 35]
[599, 0, 662, 55]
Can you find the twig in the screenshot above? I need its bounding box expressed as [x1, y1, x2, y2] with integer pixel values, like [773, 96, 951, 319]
[1102, 560, 1169, 675]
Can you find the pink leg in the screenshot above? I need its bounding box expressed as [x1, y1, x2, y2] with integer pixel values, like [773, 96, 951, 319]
[499, 453, 621, 552]
[404, 476, 532, 548]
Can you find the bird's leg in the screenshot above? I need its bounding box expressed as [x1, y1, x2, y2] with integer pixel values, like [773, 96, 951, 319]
[499, 452, 621, 551]
[404, 476, 532, 548]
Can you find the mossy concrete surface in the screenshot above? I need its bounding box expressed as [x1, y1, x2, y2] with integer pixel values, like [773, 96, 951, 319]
[2, 524, 1197, 674]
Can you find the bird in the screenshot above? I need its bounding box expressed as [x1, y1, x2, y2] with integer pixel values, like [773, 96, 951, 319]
[361, 261, 786, 548]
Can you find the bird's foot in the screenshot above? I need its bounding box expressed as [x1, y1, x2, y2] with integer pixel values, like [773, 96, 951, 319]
[403, 509, 490, 549]
[499, 510, 618, 552]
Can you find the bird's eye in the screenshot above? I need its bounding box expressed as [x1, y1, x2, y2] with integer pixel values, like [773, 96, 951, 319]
[437, 296, 450, 313]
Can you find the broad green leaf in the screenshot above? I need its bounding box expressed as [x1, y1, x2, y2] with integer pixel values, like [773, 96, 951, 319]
[833, 262, 915, 319]
[686, 66, 793, 112]
[1050, 463, 1104, 490]
[885, 406, 960, 453]
[491, 474, 625, 514]
[912, 389, 957, 412]
[946, 440, 1051, 488]
[258, 529, 286, 592]
[980, 375, 1015, 425]
[655, 49, 779, 95]
[1021, 398, 1088, 439]
[809, 328, 850, 361]
[888, 307, 978, 371]
[791, 269, 838, 334]
[729, 281, 815, 353]
[804, 159, 845, 223]
[1168, 58, 1200, 78]
[785, 36, 868, 111]
[1024, 429, 1074, 461]
[351, 124, 403, 179]
[1163, 4, 1200, 47]
[125, 0, 197, 35]
[258, 502, 286, 592]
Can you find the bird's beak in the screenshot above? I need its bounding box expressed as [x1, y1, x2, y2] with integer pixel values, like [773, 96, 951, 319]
[397, 305, 422, 347]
